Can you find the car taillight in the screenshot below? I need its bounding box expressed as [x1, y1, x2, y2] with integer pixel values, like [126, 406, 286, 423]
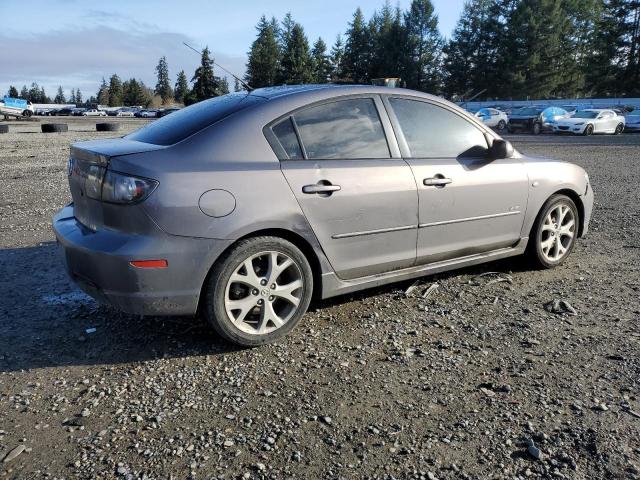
[102, 171, 158, 204]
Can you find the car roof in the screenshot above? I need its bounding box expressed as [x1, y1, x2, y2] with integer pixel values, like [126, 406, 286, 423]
[247, 84, 445, 104]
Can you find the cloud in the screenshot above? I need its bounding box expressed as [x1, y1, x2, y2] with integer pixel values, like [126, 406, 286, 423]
[0, 26, 246, 97]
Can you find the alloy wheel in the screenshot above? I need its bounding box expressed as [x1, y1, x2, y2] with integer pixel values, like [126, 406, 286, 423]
[224, 251, 304, 335]
[539, 203, 576, 262]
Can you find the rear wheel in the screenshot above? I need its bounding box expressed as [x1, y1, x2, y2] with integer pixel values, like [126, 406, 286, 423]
[204, 236, 313, 346]
[497, 120, 506, 130]
[526, 194, 579, 269]
[583, 124, 594, 136]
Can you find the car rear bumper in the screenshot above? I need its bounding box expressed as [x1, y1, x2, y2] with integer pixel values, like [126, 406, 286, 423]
[53, 204, 232, 316]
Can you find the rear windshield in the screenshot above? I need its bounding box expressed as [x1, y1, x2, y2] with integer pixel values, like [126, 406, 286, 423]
[126, 93, 264, 145]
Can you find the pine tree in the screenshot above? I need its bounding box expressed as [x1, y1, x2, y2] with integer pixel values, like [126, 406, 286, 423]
[330, 35, 346, 80]
[97, 78, 110, 106]
[369, 2, 407, 81]
[311, 37, 332, 83]
[234, 78, 242, 92]
[20, 85, 28, 99]
[280, 22, 313, 83]
[108, 74, 123, 106]
[191, 47, 220, 101]
[344, 8, 372, 83]
[444, 0, 504, 99]
[245, 15, 281, 87]
[174, 70, 189, 103]
[69, 89, 76, 104]
[7, 85, 19, 97]
[123, 78, 152, 106]
[75, 88, 82, 104]
[54, 86, 66, 104]
[404, 0, 443, 93]
[219, 77, 230, 95]
[154, 56, 173, 104]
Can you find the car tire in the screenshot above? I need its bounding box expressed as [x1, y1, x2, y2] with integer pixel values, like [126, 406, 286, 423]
[22, 110, 32, 118]
[0, 124, 8, 134]
[41, 123, 68, 133]
[497, 120, 506, 130]
[583, 124, 594, 136]
[532, 123, 542, 135]
[96, 122, 120, 132]
[526, 194, 580, 269]
[204, 236, 313, 347]
[615, 123, 624, 135]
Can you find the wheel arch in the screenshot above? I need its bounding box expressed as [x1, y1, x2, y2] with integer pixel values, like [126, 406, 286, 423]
[551, 188, 586, 237]
[197, 228, 325, 315]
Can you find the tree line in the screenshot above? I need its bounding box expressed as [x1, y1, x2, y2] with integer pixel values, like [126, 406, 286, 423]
[245, 0, 640, 99]
[6, 0, 639, 105]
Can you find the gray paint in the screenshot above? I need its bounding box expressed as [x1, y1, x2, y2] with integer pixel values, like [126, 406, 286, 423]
[53, 84, 594, 316]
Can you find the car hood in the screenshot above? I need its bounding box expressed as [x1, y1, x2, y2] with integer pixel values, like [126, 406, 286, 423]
[556, 117, 593, 125]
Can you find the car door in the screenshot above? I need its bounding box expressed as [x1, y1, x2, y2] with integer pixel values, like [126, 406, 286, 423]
[384, 96, 529, 265]
[269, 96, 419, 280]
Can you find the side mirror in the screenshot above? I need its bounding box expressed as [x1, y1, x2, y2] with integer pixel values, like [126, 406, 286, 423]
[489, 139, 514, 159]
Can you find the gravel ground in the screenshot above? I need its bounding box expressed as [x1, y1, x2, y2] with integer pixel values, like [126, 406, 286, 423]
[0, 118, 639, 479]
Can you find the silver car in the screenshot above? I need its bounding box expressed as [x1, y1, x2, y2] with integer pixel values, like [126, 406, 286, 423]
[53, 85, 594, 346]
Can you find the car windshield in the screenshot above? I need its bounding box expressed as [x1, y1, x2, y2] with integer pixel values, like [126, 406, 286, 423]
[126, 94, 264, 146]
[515, 108, 542, 116]
[572, 111, 599, 119]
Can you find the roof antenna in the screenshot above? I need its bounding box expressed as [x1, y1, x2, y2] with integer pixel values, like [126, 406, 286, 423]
[182, 42, 253, 92]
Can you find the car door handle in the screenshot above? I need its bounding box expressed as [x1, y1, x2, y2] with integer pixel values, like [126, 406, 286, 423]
[302, 182, 341, 194]
[423, 176, 452, 187]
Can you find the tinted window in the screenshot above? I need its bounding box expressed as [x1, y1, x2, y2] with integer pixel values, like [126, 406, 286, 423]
[293, 98, 390, 159]
[389, 98, 488, 158]
[272, 118, 303, 159]
[126, 94, 264, 146]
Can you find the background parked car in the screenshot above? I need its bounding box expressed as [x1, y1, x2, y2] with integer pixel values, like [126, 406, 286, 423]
[53, 107, 74, 116]
[116, 108, 137, 117]
[508, 106, 568, 134]
[157, 108, 180, 117]
[135, 109, 158, 118]
[623, 114, 640, 132]
[553, 109, 625, 135]
[475, 108, 509, 130]
[82, 108, 106, 117]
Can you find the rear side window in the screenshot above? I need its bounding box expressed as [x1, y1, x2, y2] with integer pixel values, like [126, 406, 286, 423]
[126, 94, 264, 146]
[389, 98, 487, 158]
[272, 118, 303, 159]
[293, 98, 390, 159]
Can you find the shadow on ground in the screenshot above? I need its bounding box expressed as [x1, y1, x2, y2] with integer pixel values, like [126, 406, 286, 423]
[0, 241, 529, 373]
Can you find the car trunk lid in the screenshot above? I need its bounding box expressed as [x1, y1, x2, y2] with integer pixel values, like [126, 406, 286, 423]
[69, 139, 166, 230]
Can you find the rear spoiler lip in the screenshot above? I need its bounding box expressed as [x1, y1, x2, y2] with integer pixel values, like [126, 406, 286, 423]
[70, 139, 168, 166]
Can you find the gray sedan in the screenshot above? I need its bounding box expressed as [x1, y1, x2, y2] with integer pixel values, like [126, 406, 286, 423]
[53, 85, 594, 346]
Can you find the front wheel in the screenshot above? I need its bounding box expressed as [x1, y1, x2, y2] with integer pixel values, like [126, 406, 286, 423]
[583, 124, 594, 136]
[204, 236, 313, 346]
[22, 110, 32, 118]
[497, 120, 506, 131]
[615, 123, 624, 135]
[526, 194, 579, 269]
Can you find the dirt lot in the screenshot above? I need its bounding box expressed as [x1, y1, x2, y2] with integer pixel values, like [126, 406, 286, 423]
[0, 117, 639, 479]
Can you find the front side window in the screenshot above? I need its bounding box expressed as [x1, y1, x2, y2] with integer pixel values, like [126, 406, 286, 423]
[389, 98, 488, 158]
[293, 98, 390, 159]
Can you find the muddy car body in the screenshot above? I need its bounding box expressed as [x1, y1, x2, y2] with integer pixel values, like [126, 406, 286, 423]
[53, 85, 593, 345]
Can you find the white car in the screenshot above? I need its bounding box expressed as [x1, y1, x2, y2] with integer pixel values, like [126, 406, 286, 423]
[116, 108, 136, 117]
[82, 108, 106, 117]
[554, 109, 625, 135]
[474, 108, 509, 130]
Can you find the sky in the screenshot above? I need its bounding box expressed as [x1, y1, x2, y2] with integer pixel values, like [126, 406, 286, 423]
[0, 0, 464, 101]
